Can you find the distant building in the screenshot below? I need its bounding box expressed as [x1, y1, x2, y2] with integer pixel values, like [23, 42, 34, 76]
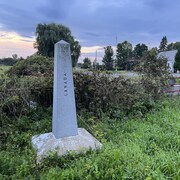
[157, 50, 178, 72]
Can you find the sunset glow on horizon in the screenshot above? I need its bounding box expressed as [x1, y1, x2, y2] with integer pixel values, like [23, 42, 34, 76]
[0, 31, 36, 58]
[0, 31, 104, 60]
[0, 0, 180, 61]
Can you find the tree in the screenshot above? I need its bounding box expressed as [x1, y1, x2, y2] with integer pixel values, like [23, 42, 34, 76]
[116, 41, 132, 70]
[82, 57, 91, 69]
[0, 57, 17, 66]
[12, 54, 18, 60]
[174, 49, 180, 72]
[34, 23, 81, 67]
[102, 46, 114, 70]
[167, 43, 175, 50]
[167, 42, 180, 50]
[133, 43, 148, 59]
[174, 42, 180, 50]
[159, 36, 167, 52]
[71, 40, 81, 67]
[136, 49, 172, 99]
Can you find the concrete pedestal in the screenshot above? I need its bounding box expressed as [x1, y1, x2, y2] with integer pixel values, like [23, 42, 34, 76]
[32, 128, 102, 163]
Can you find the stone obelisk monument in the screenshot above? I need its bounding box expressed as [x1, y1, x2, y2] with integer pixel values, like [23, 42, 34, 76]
[32, 40, 102, 163]
[52, 40, 78, 138]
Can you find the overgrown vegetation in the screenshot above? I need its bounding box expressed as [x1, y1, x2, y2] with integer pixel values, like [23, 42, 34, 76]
[0, 97, 179, 179]
[0, 66, 11, 76]
[7, 55, 53, 77]
[0, 51, 178, 179]
[1, 50, 171, 118]
[174, 49, 180, 72]
[136, 49, 172, 99]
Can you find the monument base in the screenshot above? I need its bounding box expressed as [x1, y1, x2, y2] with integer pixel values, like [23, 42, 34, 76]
[32, 128, 102, 163]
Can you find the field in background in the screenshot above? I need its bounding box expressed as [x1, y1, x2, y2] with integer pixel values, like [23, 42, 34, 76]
[0, 65, 11, 76]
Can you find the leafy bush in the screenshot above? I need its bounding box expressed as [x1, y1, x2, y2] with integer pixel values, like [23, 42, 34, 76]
[1, 70, 167, 118]
[136, 49, 172, 99]
[74, 71, 154, 116]
[1, 50, 172, 118]
[0, 77, 53, 118]
[0, 55, 53, 117]
[0, 78, 30, 118]
[7, 55, 53, 77]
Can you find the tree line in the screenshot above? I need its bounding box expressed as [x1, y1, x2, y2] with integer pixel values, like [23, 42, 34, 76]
[80, 36, 180, 71]
[101, 36, 180, 71]
[0, 54, 24, 66]
[1, 23, 180, 71]
[102, 41, 149, 70]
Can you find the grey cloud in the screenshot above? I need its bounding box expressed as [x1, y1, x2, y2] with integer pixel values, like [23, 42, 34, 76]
[0, 0, 180, 48]
[85, 32, 101, 37]
[143, 0, 180, 10]
[21, 35, 34, 38]
[0, 1, 40, 35]
[20, 39, 35, 42]
[70, 0, 180, 46]
[38, 0, 74, 20]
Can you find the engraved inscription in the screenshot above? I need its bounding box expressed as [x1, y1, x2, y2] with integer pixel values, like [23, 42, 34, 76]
[63, 73, 68, 96]
[60, 44, 69, 58]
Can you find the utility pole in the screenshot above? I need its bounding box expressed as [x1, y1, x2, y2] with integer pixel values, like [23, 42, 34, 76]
[94, 50, 97, 70]
[115, 34, 118, 71]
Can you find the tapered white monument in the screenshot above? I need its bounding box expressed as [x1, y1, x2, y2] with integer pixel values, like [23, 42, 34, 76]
[32, 40, 102, 163]
[52, 40, 78, 138]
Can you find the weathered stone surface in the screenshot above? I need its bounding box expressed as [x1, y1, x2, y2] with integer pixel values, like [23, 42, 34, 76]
[32, 40, 103, 162]
[32, 128, 102, 163]
[53, 40, 78, 138]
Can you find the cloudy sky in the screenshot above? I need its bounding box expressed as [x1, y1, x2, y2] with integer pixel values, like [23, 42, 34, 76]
[0, 0, 180, 62]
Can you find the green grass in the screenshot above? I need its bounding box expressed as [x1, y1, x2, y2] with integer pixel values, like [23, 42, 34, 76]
[0, 65, 11, 76]
[175, 77, 180, 84]
[0, 97, 180, 179]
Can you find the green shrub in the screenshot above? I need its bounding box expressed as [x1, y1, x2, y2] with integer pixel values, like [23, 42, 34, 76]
[1, 70, 165, 118]
[0, 78, 30, 117]
[74, 71, 155, 116]
[136, 49, 172, 99]
[1, 50, 172, 118]
[0, 77, 53, 118]
[7, 55, 53, 77]
[0, 55, 53, 117]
